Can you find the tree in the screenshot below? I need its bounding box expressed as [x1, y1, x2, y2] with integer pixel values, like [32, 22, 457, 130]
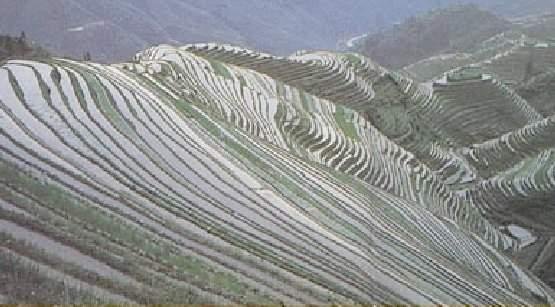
[524, 50, 535, 81]
[18, 31, 26, 43]
[83, 51, 92, 61]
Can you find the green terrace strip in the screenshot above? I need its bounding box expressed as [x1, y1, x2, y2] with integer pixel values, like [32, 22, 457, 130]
[0, 43, 555, 305]
[0, 248, 116, 304]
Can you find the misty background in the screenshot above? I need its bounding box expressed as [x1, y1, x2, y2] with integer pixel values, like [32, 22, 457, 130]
[1, 0, 554, 62]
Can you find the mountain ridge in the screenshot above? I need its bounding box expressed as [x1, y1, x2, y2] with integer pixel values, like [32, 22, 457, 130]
[4, 1, 555, 63]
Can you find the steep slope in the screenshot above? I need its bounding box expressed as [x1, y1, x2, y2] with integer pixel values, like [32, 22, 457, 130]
[429, 73, 541, 145]
[516, 69, 555, 117]
[458, 114, 555, 289]
[1, 44, 555, 304]
[390, 12, 555, 290]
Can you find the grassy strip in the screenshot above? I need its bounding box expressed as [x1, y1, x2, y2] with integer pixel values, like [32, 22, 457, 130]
[208, 59, 233, 80]
[334, 105, 359, 141]
[0, 249, 106, 304]
[0, 205, 208, 304]
[0, 230, 144, 303]
[0, 161, 243, 302]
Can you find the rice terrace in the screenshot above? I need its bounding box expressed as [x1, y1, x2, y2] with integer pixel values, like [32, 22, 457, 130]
[1, 0, 555, 305]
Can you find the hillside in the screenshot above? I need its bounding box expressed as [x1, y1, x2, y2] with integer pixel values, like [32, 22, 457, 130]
[376, 10, 555, 290]
[516, 70, 555, 117]
[355, 5, 511, 69]
[1, 42, 555, 304]
[391, 12, 555, 86]
[0, 0, 422, 62]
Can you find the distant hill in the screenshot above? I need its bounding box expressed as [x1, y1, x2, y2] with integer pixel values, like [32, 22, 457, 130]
[489, 0, 555, 17]
[355, 5, 511, 69]
[3, 0, 554, 63]
[0, 0, 417, 62]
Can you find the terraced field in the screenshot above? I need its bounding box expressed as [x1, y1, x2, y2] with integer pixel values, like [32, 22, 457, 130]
[377, 11, 555, 298]
[430, 76, 541, 145]
[1, 44, 555, 304]
[482, 44, 555, 84]
[402, 31, 523, 82]
[403, 32, 555, 85]
[516, 69, 555, 117]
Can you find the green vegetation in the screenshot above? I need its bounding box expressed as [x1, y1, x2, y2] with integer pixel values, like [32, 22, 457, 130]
[447, 66, 483, 81]
[0, 250, 106, 304]
[334, 105, 359, 140]
[0, 160, 256, 303]
[208, 59, 233, 80]
[0, 34, 49, 62]
[343, 53, 362, 66]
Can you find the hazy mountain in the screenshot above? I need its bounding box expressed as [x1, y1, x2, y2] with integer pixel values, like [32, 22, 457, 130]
[487, 0, 555, 17]
[355, 5, 512, 68]
[3, 0, 554, 63]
